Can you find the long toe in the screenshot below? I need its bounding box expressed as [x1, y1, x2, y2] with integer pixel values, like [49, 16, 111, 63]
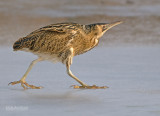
[24, 82, 43, 89]
[8, 80, 27, 89]
[86, 85, 108, 89]
[72, 85, 108, 89]
[8, 81, 21, 85]
[9, 80, 43, 89]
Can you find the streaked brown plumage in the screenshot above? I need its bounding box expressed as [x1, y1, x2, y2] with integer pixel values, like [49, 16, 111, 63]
[9, 21, 122, 89]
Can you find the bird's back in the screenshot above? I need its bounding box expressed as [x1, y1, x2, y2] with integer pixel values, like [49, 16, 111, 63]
[13, 23, 96, 59]
[14, 23, 79, 50]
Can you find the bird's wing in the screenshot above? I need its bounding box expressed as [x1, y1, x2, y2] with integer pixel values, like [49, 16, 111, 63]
[30, 23, 82, 34]
[14, 23, 85, 52]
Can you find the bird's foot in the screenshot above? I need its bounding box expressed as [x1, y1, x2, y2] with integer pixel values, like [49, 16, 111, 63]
[8, 80, 43, 89]
[71, 85, 108, 89]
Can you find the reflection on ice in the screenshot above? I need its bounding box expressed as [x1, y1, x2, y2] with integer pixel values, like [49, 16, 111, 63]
[27, 91, 97, 103]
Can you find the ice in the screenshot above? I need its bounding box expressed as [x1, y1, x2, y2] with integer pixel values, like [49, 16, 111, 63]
[0, 46, 160, 116]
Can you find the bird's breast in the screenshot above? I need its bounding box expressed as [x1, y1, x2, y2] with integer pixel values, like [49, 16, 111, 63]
[73, 37, 99, 56]
[84, 38, 99, 52]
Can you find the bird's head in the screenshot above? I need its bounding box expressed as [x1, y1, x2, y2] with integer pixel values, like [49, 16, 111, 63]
[89, 21, 122, 39]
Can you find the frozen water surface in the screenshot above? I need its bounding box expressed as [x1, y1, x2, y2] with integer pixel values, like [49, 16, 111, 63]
[0, 46, 160, 116]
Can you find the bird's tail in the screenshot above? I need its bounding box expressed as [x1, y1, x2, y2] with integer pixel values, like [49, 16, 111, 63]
[13, 37, 27, 51]
[13, 35, 38, 51]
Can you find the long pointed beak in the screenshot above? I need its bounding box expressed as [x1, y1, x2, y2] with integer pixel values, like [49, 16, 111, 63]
[103, 21, 122, 32]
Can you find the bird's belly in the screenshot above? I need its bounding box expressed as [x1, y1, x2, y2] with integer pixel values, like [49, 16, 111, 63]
[21, 48, 61, 63]
[35, 52, 62, 63]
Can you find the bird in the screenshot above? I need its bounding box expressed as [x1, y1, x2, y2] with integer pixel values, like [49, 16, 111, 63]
[9, 21, 122, 89]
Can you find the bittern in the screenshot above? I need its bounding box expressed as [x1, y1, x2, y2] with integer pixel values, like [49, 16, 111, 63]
[9, 21, 122, 89]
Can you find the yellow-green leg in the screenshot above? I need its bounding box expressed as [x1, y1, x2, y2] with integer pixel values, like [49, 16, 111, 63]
[66, 63, 108, 89]
[65, 48, 108, 89]
[66, 64, 88, 87]
[9, 58, 43, 89]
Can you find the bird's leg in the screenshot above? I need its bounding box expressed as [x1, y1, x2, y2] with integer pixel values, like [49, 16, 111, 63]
[65, 48, 88, 88]
[9, 58, 43, 89]
[66, 64, 88, 87]
[65, 48, 108, 89]
[66, 63, 108, 89]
